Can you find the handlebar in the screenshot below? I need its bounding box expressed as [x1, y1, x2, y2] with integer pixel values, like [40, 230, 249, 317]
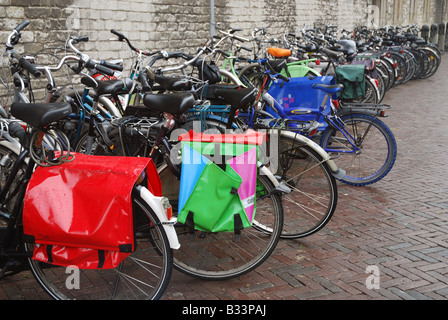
[99, 60, 123, 72]
[218, 29, 249, 42]
[110, 29, 126, 41]
[66, 37, 117, 75]
[137, 68, 152, 92]
[15, 20, 30, 32]
[9, 51, 41, 78]
[6, 20, 31, 48]
[18, 55, 41, 78]
[110, 29, 159, 57]
[85, 59, 115, 76]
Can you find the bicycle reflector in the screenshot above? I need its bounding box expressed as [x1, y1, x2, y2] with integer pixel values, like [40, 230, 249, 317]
[374, 78, 379, 88]
[332, 99, 340, 109]
[309, 128, 318, 137]
[161, 196, 173, 220]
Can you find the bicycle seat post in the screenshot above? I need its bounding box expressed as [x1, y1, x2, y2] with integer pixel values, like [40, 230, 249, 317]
[320, 93, 330, 111]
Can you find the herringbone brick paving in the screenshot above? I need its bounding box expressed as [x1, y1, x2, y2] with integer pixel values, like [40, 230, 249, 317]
[1, 57, 447, 301]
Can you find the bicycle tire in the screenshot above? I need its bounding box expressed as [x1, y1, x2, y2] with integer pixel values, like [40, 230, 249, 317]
[320, 113, 397, 186]
[183, 118, 338, 239]
[238, 63, 266, 89]
[276, 132, 338, 238]
[0, 144, 27, 216]
[390, 52, 408, 87]
[26, 190, 173, 300]
[160, 163, 283, 281]
[419, 47, 440, 79]
[379, 56, 396, 91]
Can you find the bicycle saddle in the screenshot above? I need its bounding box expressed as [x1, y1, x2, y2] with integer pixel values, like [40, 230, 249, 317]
[143, 92, 196, 115]
[263, 59, 287, 74]
[321, 48, 344, 59]
[81, 77, 125, 97]
[154, 75, 191, 91]
[11, 102, 72, 128]
[312, 83, 344, 94]
[267, 47, 292, 58]
[336, 40, 357, 56]
[213, 87, 258, 110]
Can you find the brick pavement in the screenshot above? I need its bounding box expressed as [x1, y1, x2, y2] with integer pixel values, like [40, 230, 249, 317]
[1, 56, 448, 301]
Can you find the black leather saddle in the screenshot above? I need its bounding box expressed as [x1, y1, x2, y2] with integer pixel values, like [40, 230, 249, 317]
[213, 87, 258, 110]
[81, 77, 127, 97]
[322, 48, 344, 59]
[143, 92, 196, 115]
[11, 102, 72, 128]
[263, 59, 287, 74]
[154, 75, 191, 91]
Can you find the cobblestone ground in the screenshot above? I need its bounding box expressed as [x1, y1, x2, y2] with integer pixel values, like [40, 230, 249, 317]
[1, 56, 448, 301]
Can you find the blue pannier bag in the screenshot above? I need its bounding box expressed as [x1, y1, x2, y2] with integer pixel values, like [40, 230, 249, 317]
[266, 75, 337, 132]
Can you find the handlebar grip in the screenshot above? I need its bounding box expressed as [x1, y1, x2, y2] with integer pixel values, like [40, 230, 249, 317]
[137, 71, 151, 92]
[100, 60, 123, 72]
[19, 57, 41, 78]
[111, 29, 126, 40]
[94, 63, 115, 76]
[86, 59, 114, 76]
[77, 35, 89, 42]
[240, 46, 252, 52]
[278, 74, 289, 82]
[234, 35, 249, 42]
[216, 50, 231, 58]
[15, 20, 30, 32]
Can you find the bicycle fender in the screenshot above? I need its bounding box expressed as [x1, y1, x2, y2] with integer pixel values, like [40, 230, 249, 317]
[279, 130, 345, 179]
[338, 108, 379, 117]
[99, 96, 122, 118]
[367, 75, 381, 102]
[258, 162, 279, 187]
[219, 69, 244, 86]
[137, 186, 181, 250]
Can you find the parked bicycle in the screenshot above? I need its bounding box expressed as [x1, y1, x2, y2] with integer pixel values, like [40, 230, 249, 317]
[0, 20, 177, 300]
[123, 36, 343, 240]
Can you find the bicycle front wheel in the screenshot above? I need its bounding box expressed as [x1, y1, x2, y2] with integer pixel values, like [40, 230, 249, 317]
[27, 191, 173, 300]
[320, 113, 397, 186]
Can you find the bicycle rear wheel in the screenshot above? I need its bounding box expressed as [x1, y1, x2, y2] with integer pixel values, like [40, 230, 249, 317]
[182, 119, 339, 239]
[320, 113, 397, 186]
[159, 161, 283, 280]
[276, 132, 338, 238]
[27, 191, 173, 300]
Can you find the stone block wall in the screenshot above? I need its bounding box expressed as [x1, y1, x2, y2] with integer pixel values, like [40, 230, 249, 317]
[0, 0, 444, 102]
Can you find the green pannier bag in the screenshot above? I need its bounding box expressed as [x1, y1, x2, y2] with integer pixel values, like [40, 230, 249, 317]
[335, 64, 366, 100]
[177, 130, 265, 238]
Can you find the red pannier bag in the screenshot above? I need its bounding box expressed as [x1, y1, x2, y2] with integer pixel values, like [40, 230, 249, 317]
[23, 153, 162, 269]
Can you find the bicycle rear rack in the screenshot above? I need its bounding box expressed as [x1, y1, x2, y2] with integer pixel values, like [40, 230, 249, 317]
[187, 103, 231, 132]
[339, 102, 391, 117]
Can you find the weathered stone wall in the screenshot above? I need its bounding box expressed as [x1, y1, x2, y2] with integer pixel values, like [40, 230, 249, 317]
[0, 0, 445, 102]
